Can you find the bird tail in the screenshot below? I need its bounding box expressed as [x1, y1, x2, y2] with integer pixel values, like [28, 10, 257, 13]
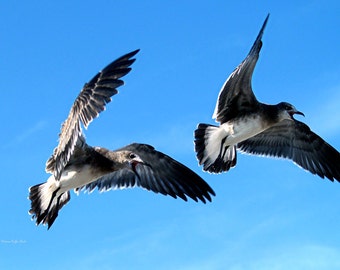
[28, 176, 70, 229]
[194, 123, 237, 173]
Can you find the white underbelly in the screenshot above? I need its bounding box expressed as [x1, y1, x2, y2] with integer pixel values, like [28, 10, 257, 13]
[222, 116, 266, 145]
[58, 165, 101, 192]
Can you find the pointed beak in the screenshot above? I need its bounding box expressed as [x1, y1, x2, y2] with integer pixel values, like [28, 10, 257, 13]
[289, 109, 304, 118]
[294, 110, 305, 117]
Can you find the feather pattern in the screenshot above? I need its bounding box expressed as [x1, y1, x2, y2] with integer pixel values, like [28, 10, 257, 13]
[194, 14, 340, 182]
[78, 143, 215, 203]
[46, 49, 139, 180]
[238, 120, 340, 181]
[213, 14, 269, 123]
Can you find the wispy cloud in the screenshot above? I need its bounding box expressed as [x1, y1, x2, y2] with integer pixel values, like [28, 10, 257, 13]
[3, 120, 47, 149]
[48, 205, 340, 270]
[60, 222, 179, 270]
[177, 244, 340, 270]
[233, 244, 340, 270]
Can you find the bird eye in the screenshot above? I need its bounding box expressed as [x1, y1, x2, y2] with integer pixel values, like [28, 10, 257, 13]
[129, 153, 136, 159]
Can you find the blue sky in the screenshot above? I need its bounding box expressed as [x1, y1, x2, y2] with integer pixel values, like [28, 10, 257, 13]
[1, 1, 340, 269]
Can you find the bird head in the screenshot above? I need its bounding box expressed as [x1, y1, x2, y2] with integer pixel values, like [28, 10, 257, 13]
[278, 102, 304, 120]
[119, 151, 144, 168]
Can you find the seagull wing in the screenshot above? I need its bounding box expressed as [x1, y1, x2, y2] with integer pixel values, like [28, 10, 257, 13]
[237, 119, 340, 182]
[213, 14, 269, 123]
[79, 143, 216, 203]
[45, 49, 139, 180]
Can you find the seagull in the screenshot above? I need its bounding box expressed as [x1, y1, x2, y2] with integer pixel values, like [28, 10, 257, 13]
[29, 49, 215, 229]
[194, 14, 340, 182]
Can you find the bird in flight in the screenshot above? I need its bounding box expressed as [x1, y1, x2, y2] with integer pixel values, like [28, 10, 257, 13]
[194, 14, 340, 182]
[29, 49, 215, 229]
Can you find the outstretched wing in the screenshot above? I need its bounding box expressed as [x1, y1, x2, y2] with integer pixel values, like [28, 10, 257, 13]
[213, 14, 269, 123]
[46, 49, 140, 180]
[79, 143, 216, 203]
[238, 119, 340, 182]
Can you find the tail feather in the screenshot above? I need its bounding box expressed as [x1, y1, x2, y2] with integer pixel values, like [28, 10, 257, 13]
[28, 177, 70, 229]
[194, 123, 237, 173]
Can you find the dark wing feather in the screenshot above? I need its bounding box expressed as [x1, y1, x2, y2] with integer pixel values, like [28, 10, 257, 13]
[79, 143, 216, 203]
[237, 119, 340, 182]
[45, 49, 140, 179]
[213, 14, 269, 123]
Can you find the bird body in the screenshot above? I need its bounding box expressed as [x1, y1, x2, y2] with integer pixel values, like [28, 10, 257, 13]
[221, 115, 268, 144]
[29, 49, 215, 229]
[194, 14, 340, 181]
[196, 103, 295, 173]
[198, 115, 266, 165]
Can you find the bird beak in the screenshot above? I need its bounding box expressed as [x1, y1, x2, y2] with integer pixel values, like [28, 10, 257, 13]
[294, 110, 305, 117]
[289, 109, 304, 118]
